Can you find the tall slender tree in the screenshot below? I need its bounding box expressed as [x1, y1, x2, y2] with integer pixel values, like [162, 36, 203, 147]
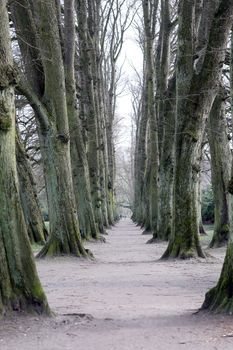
[64, 0, 100, 241]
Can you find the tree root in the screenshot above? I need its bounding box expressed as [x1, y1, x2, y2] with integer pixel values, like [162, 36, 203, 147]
[201, 242, 233, 314]
[161, 241, 206, 260]
[142, 229, 152, 235]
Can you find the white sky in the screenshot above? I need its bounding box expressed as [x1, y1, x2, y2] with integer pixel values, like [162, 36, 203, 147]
[115, 27, 143, 150]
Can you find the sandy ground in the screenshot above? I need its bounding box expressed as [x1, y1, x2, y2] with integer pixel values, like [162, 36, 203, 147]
[1, 219, 233, 350]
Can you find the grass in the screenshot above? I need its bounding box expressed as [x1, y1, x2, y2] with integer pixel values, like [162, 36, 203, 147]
[31, 222, 50, 254]
[31, 243, 43, 254]
[200, 224, 214, 246]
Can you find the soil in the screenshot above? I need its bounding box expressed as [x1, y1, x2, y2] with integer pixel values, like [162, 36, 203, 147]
[1, 219, 233, 350]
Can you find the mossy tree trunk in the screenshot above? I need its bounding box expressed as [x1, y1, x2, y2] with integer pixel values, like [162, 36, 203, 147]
[142, 143, 152, 233]
[208, 88, 231, 248]
[201, 26, 233, 314]
[76, 0, 106, 233]
[91, 4, 110, 229]
[13, 0, 88, 257]
[35, 0, 88, 257]
[155, 2, 176, 241]
[163, 0, 233, 259]
[16, 131, 48, 245]
[132, 86, 148, 225]
[0, 0, 49, 316]
[158, 77, 176, 240]
[64, 0, 99, 241]
[202, 241, 233, 313]
[143, 0, 159, 239]
[198, 170, 207, 235]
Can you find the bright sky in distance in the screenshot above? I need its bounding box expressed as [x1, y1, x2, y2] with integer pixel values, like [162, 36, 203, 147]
[116, 23, 143, 149]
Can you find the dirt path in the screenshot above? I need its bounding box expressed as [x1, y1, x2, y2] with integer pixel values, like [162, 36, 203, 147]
[1, 219, 233, 349]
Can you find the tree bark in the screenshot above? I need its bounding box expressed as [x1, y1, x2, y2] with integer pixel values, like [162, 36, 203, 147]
[64, 0, 100, 241]
[76, 0, 106, 233]
[0, 0, 49, 315]
[132, 82, 148, 225]
[201, 28, 233, 314]
[158, 77, 176, 240]
[208, 88, 231, 248]
[16, 131, 48, 245]
[143, 0, 159, 239]
[162, 0, 233, 259]
[202, 239, 233, 313]
[13, 0, 88, 257]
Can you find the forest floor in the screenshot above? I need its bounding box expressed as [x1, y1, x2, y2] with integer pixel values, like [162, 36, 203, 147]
[1, 219, 233, 349]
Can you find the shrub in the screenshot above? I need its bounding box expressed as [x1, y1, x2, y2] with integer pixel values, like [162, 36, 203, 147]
[201, 186, 214, 224]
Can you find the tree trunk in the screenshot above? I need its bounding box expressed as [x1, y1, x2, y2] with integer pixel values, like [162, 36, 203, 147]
[36, 130, 87, 257]
[158, 77, 176, 240]
[76, 0, 106, 233]
[201, 27, 233, 314]
[198, 174, 207, 235]
[132, 95, 148, 224]
[12, 0, 87, 256]
[143, 0, 159, 240]
[202, 240, 233, 313]
[162, 0, 233, 259]
[208, 88, 231, 248]
[64, 0, 99, 241]
[31, 0, 88, 257]
[0, 0, 49, 315]
[16, 132, 48, 245]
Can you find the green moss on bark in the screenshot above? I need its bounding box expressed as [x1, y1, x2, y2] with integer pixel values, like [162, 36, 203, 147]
[202, 242, 233, 314]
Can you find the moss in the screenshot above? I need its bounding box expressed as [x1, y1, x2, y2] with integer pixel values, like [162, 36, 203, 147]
[0, 116, 11, 130]
[31, 243, 43, 253]
[209, 224, 229, 248]
[183, 129, 199, 142]
[0, 65, 18, 89]
[220, 224, 230, 235]
[0, 101, 11, 131]
[202, 243, 233, 314]
[228, 178, 233, 194]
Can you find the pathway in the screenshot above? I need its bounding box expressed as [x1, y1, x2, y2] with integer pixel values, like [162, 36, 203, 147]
[0, 219, 233, 349]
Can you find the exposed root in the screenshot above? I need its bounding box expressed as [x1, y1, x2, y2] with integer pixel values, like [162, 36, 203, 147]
[88, 235, 106, 243]
[36, 238, 89, 259]
[209, 237, 229, 249]
[161, 241, 206, 260]
[146, 237, 158, 244]
[201, 242, 233, 314]
[142, 229, 152, 235]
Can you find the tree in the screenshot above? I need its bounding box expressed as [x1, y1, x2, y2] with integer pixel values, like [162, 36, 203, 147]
[132, 1, 159, 230]
[16, 130, 48, 244]
[201, 30, 233, 314]
[76, 0, 108, 233]
[157, 0, 176, 241]
[208, 87, 231, 247]
[11, 0, 88, 257]
[162, 0, 233, 259]
[0, 0, 49, 315]
[64, 0, 100, 241]
[142, 0, 159, 240]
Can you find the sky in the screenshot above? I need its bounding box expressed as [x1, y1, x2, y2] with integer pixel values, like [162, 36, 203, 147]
[115, 23, 143, 150]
